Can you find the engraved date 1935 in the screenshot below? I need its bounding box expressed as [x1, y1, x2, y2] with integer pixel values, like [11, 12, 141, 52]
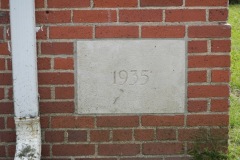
[113, 70, 151, 85]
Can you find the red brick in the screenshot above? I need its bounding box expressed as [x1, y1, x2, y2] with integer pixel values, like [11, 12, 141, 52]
[113, 129, 132, 141]
[48, 0, 90, 8]
[36, 0, 44, 8]
[188, 55, 230, 68]
[0, 27, 3, 39]
[134, 129, 154, 141]
[98, 144, 140, 156]
[40, 116, 49, 128]
[166, 9, 205, 22]
[41, 42, 73, 55]
[97, 116, 139, 127]
[90, 130, 110, 142]
[0, 145, 6, 157]
[188, 100, 208, 112]
[36, 26, 47, 39]
[0, 73, 12, 85]
[96, 26, 139, 38]
[188, 85, 229, 98]
[188, 25, 231, 38]
[94, 0, 137, 8]
[142, 26, 185, 38]
[211, 40, 231, 52]
[68, 130, 87, 142]
[40, 102, 74, 114]
[186, 0, 228, 6]
[7, 145, 15, 157]
[157, 129, 176, 140]
[0, 11, 9, 24]
[178, 128, 208, 141]
[76, 159, 116, 160]
[50, 26, 92, 39]
[7, 117, 14, 129]
[141, 0, 183, 7]
[7, 87, 12, 100]
[187, 114, 229, 126]
[42, 144, 50, 157]
[0, 88, 4, 100]
[38, 72, 74, 85]
[0, 59, 5, 70]
[73, 10, 117, 23]
[209, 9, 228, 21]
[0, 43, 10, 55]
[54, 58, 74, 70]
[0, 102, 13, 114]
[143, 143, 184, 155]
[142, 115, 184, 126]
[210, 128, 228, 140]
[51, 116, 94, 128]
[119, 9, 162, 22]
[36, 11, 71, 23]
[0, 117, 4, 129]
[0, 131, 16, 142]
[212, 70, 230, 82]
[39, 87, 51, 99]
[188, 71, 207, 83]
[45, 131, 65, 142]
[211, 99, 229, 112]
[55, 87, 74, 99]
[38, 57, 51, 70]
[1, 0, 9, 9]
[52, 144, 95, 156]
[188, 40, 208, 53]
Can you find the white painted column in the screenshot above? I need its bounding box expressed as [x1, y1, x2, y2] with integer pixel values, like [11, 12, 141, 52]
[10, 0, 41, 159]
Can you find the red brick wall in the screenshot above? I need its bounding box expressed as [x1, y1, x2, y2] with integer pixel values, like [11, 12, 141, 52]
[0, 0, 230, 159]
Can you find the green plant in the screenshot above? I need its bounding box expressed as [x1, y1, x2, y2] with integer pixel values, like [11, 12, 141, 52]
[188, 132, 228, 160]
[229, 0, 240, 4]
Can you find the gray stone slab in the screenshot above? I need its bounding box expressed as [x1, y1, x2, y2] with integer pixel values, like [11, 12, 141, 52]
[76, 40, 186, 114]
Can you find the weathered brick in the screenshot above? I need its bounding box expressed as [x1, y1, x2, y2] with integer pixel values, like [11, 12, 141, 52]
[134, 129, 154, 141]
[209, 9, 228, 21]
[94, 0, 138, 8]
[188, 100, 208, 112]
[50, 26, 92, 39]
[54, 58, 74, 70]
[141, 0, 183, 7]
[97, 116, 139, 127]
[188, 71, 207, 83]
[188, 85, 229, 98]
[90, 130, 110, 142]
[48, 0, 90, 8]
[113, 129, 132, 141]
[211, 40, 231, 52]
[188, 55, 230, 68]
[96, 26, 139, 38]
[73, 10, 117, 23]
[187, 114, 229, 126]
[166, 9, 206, 22]
[68, 130, 87, 142]
[142, 26, 185, 38]
[188, 40, 208, 53]
[51, 116, 94, 128]
[142, 115, 184, 126]
[211, 99, 229, 112]
[36, 11, 71, 23]
[188, 25, 231, 38]
[52, 144, 95, 156]
[41, 42, 73, 55]
[119, 9, 162, 22]
[45, 131, 65, 142]
[157, 129, 176, 140]
[98, 144, 140, 156]
[143, 143, 184, 155]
